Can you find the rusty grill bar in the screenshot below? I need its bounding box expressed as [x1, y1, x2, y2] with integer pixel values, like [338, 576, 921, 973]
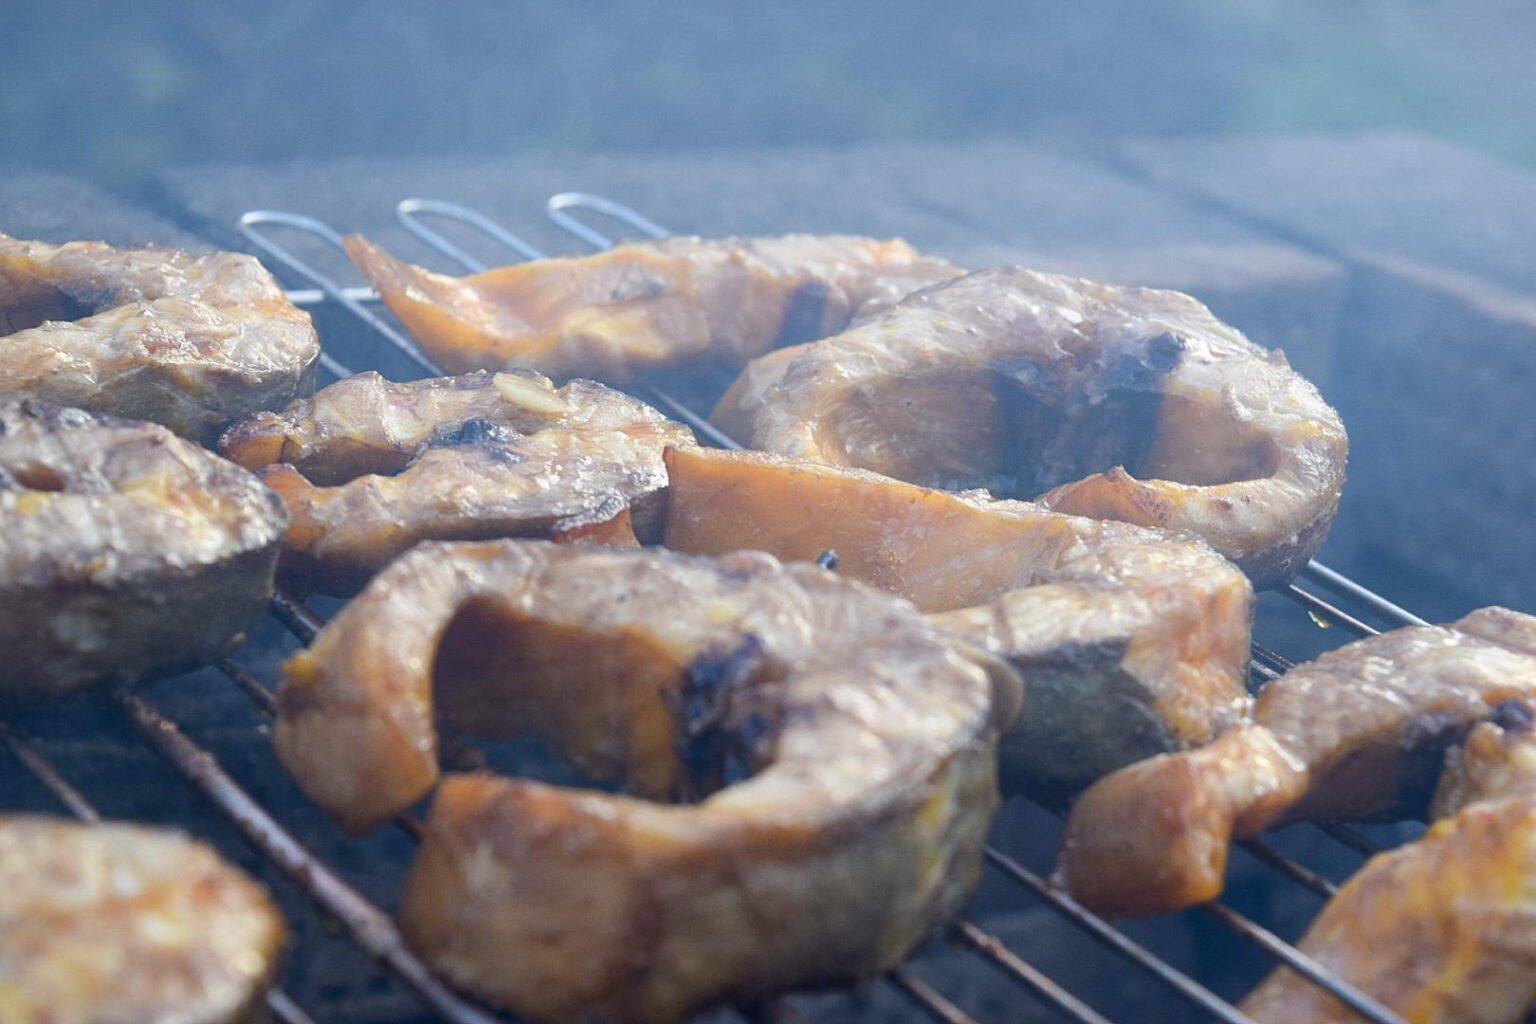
[0, 191, 1443, 1023]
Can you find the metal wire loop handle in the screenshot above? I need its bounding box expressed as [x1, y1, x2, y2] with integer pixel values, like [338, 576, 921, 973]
[239, 211, 439, 378]
[396, 198, 548, 269]
[546, 191, 670, 249]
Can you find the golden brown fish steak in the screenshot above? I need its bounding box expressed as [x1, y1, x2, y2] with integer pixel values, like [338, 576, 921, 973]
[276, 540, 1015, 1021]
[0, 816, 286, 1024]
[220, 370, 693, 593]
[1241, 701, 1536, 1024]
[719, 266, 1347, 586]
[0, 401, 288, 704]
[344, 233, 961, 384]
[662, 445, 1253, 795]
[1056, 607, 1536, 918]
[0, 233, 320, 444]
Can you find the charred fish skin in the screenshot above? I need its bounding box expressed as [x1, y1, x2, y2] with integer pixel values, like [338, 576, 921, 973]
[276, 539, 1009, 1021]
[220, 369, 693, 594]
[0, 233, 320, 445]
[661, 445, 1252, 795]
[344, 233, 962, 384]
[1242, 705, 1536, 1024]
[0, 401, 288, 704]
[724, 266, 1347, 587]
[1056, 607, 1536, 918]
[0, 816, 286, 1024]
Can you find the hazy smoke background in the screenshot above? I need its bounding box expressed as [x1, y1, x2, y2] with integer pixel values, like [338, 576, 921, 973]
[5, 1, 1534, 191]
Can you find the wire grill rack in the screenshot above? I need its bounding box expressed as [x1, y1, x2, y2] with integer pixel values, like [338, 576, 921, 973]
[0, 192, 1445, 1024]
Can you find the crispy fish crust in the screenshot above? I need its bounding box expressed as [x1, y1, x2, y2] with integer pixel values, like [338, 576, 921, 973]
[1056, 607, 1536, 917]
[1242, 704, 1536, 1024]
[0, 402, 288, 704]
[343, 233, 961, 384]
[276, 540, 1014, 1022]
[0, 233, 319, 444]
[662, 445, 1253, 794]
[719, 267, 1347, 586]
[219, 370, 693, 593]
[0, 816, 285, 1024]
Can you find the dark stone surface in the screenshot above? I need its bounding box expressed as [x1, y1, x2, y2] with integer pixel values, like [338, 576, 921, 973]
[1121, 131, 1536, 610]
[0, 166, 204, 248]
[1122, 131, 1536, 296]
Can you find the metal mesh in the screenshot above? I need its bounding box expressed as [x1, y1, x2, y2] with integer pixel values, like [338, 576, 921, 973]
[0, 192, 1443, 1023]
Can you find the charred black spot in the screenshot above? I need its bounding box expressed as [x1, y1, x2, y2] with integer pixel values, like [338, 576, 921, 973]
[674, 635, 775, 800]
[815, 549, 839, 571]
[608, 268, 666, 303]
[775, 281, 833, 347]
[1389, 706, 1480, 819]
[1491, 699, 1536, 734]
[720, 710, 774, 788]
[430, 417, 519, 448]
[1147, 331, 1187, 371]
[679, 635, 764, 735]
[0, 284, 107, 337]
[990, 352, 1170, 500]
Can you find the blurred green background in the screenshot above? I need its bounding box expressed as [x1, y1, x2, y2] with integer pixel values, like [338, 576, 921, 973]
[4, 0, 1534, 193]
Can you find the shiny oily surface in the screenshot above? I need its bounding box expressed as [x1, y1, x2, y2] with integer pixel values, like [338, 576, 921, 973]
[277, 540, 1013, 1022]
[720, 266, 1348, 586]
[0, 233, 319, 444]
[0, 816, 285, 1024]
[1243, 706, 1536, 1024]
[663, 445, 1253, 794]
[0, 401, 287, 703]
[220, 369, 694, 593]
[344, 233, 961, 383]
[1057, 607, 1536, 918]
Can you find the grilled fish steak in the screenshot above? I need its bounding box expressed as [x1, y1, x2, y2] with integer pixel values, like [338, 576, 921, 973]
[344, 233, 961, 384]
[662, 445, 1252, 794]
[0, 402, 288, 703]
[1056, 607, 1536, 917]
[1242, 702, 1536, 1024]
[0, 816, 285, 1024]
[719, 267, 1347, 586]
[276, 540, 1013, 1022]
[0, 233, 320, 444]
[219, 370, 691, 593]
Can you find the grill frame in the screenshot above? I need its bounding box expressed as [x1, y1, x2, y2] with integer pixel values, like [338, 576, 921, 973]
[0, 192, 1448, 1023]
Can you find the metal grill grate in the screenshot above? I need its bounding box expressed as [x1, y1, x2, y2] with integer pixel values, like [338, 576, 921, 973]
[0, 192, 1448, 1023]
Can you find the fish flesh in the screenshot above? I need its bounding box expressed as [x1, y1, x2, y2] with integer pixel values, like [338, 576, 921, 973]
[719, 267, 1347, 586]
[0, 233, 319, 444]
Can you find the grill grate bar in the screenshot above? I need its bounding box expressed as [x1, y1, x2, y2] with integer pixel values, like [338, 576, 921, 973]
[638, 382, 746, 450]
[949, 921, 1115, 1024]
[217, 656, 279, 716]
[0, 716, 317, 1024]
[981, 846, 1253, 1024]
[887, 967, 982, 1024]
[107, 686, 501, 1024]
[1318, 823, 1384, 857]
[1284, 585, 1380, 638]
[270, 589, 325, 644]
[1236, 839, 1338, 899]
[1302, 562, 1429, 630]
[1199, 903, 1406, 1024]
[0, 718, 102, 823]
